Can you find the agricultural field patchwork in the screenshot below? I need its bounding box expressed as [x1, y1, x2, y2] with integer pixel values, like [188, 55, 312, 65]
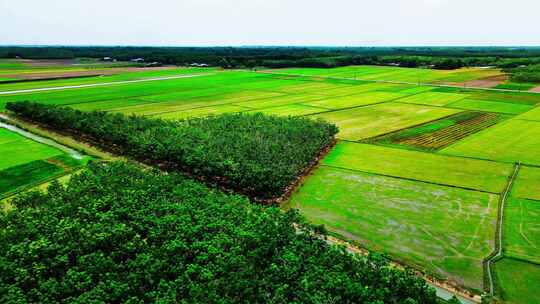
[447, 98, 534, 115]
[313, 102, 460, 140]
[274, 65, 504, 85]
[302, 92, 404, 109]
[494, 258, 540, 304]
[514, 105, 540, 121]
[0, 128, 85, 197]
[287, 166, 498, 289]
[2, 64, 540, 303]
[503, 197, 540, 263]
[441, 119, 540, 166]
[0, 127, 64, 170]
[246, 104, 328, 116]
[512, 166, 540, 201]
[322, 142, 512, 193]
[395, 92, 468, 106]
[364, 111, 508, 151]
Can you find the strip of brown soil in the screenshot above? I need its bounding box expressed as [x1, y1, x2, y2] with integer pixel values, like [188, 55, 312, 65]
[3, 66, 179, 81]
[530, 85, 540, 93]
[18, 59, 78, 67]
[447, 74, 508, 88]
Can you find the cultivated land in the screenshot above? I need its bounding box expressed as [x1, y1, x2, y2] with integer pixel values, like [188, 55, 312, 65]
[0, 127, 85, 198]
[272, 65, 504, 85]
[1, 62, 540, 303]
[493, 258, 540, 304]
[286, 166, 498, 290]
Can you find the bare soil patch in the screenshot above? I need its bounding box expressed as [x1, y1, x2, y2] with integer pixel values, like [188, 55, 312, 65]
[448, 75, 508, 88]
[4, 66, 179, 81]
[18, 59, 78, 67]
[530, 85, 540, 93]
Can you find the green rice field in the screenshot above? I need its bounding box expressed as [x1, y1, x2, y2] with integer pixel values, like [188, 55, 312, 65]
[286, 166, 497, 289]
[273, 65, 504, 84]
[494, 258, 540, 304]
[441, 119, 540, 166]
[0, 128, 64, 170]
[1, 63, 539, 303]
[503, 197, 540, 263]
[0, 127, 86, 197]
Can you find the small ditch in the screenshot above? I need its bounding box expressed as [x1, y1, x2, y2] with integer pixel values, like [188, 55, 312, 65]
[0, 114, 83, 160]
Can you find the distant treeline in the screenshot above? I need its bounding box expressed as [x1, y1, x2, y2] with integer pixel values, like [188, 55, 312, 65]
[507, 63, 540, 83]
[2, 45, 540, 75]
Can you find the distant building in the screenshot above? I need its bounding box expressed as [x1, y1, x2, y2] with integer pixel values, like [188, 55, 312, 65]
[190, 63, 209, 67]
[145, 62, 162, 67]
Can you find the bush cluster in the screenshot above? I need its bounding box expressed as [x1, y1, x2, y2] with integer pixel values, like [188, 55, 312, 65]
[6, 102, 338, 199]
[0, 162, 436, 303]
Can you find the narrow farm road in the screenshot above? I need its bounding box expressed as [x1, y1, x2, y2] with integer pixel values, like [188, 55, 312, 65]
[0, 73, 212, 95]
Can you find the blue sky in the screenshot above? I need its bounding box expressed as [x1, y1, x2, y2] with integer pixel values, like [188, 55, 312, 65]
[1, 0, 539, 46]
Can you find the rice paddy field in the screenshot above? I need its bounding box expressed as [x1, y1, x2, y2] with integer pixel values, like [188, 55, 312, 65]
[1, 62, 539, 303]
[271, 65, 504, 85]
[0, 127, 87, 199]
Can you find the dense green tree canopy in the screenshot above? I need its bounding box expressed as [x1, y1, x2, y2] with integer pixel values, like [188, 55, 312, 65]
[0, 162, 437, 303]
[7, 102, 338, 200]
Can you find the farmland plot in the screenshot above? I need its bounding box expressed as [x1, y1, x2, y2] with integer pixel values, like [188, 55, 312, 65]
[0, 128, 63, 170]
[441, 119, 540, 165]
[313, 102, 460, 140]
[0, 128, 85, 196]
[494, 258, 540, 304]
[447, 98, 534, 115]
[512, 166, 540, 201]
[515, 106, 540, 121]
[287, 166, 497, 289]
[302, 92, 405, 109]
[503, 197, 540, 264]
[365, 111, 508, 151]
[275, 65, 503, 84]
[322, 142, 512, 193]
[246, 104, 328, 117]
[395, 92, 468, 106]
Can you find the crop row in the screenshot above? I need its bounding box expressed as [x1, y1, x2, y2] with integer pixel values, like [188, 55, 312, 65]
[6, 101, 338, 200]
[399, 113, 505, 150]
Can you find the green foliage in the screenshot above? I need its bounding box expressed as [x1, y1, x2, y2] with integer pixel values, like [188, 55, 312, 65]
[0, 162, 437, 303]
[509, 64, 540, 83]
[6, 102, 338, 199]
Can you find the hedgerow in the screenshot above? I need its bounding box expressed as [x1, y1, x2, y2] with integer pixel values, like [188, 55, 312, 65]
[6, 101, 338, 200]
[0, 162, 436, 303]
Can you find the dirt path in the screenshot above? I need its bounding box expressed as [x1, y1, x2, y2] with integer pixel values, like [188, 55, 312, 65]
[485, 162, 521, 296]
[0, 73, 212, 95]
[530, 85, 540, 93]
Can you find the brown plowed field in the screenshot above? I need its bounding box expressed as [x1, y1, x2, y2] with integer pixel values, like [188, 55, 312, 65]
[3, 66, 179, 81]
